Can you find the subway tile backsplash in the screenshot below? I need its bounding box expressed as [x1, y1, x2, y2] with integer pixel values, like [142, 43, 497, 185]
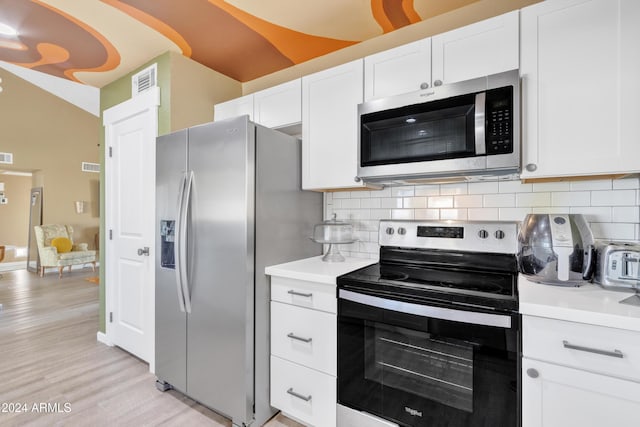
[324, 177, 640, 260]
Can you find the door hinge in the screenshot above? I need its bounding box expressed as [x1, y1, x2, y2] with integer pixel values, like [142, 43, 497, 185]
[109, 312, 113, 323]
[109, 229, 113, 240]
[109, 146, 113, 157]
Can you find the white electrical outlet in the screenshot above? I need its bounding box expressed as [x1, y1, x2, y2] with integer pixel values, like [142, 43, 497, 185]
[0, 197, 8, 204]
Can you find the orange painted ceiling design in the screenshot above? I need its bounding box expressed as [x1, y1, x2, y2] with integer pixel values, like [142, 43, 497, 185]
[0, 0, 479, 87]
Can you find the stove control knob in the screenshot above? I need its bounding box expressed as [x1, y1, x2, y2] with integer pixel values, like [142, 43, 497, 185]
[495, 230, 506, 240]
[385, 227, 395, 235]
[397, 227, 406, 236]
[478, 229, 489, 239]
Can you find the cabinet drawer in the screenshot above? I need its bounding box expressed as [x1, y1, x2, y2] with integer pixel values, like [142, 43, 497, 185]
[271, 301, 336, 375]
[271, 276, 336, 314]
[271, 355, 336, 427]
[523, 315, 640, 381]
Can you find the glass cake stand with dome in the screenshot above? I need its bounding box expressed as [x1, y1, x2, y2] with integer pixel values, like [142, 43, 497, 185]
[311, 214, 357, 262]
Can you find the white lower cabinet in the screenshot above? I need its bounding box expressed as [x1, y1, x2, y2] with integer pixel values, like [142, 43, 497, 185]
[270, 355, 337, 427]
[271, 301, 337, 375]
[522, 358, 640, 427]
[522, 315, 640, 427]
[270, 276, 337, 426]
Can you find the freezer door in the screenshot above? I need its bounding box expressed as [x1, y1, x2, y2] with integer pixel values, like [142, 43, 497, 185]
[155, 129, 188, 393]
[186, 117, 255, 425]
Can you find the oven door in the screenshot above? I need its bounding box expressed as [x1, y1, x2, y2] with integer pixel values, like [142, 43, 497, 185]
[337, 290, 520, 427]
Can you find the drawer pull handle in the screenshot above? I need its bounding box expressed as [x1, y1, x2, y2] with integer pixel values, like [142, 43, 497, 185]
[288, 290, 313, 298]
[287, 388, 312, 402]
[287, 333, 312, 343]
[563, 340, 624, 358]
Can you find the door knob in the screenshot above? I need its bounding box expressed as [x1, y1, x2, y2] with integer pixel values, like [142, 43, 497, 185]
[138, 247, 150, 256]
[525, 163, 538, 172]
[526, 368, 539, 378]
[433, 79, 443, 87]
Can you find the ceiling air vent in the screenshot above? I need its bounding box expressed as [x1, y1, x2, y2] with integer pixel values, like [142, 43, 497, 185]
[82, 162, 100, 173]
[0, 152, 13, 164]
[132, 64, 157, 96]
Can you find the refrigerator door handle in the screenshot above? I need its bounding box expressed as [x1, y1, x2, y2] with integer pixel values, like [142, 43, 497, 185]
[174, 172, 187, 312]
[180, 170, 194, 314]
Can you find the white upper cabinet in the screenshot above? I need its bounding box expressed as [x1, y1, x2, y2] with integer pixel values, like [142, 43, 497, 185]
[520, 0, 640, 179]
[213, 93, 254, 121]
[253, 78, 302, 129]
[214, 79, 302, 130]
[363, 11, 519, 103]
[432, 10, 519, 85]
[302, 59, 365, 191]
[364, 38, 431, 101]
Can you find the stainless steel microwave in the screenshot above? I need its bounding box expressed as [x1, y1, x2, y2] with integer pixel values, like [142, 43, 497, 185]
[357, 69, 520, 184]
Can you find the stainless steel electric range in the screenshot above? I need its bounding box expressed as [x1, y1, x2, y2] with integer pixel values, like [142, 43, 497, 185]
[336, 220, 520, 427]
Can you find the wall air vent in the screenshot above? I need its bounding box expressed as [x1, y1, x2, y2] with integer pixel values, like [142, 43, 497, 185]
[0, 152, 13, 164]
[82, 162, 100, 173]
[132, 63, 157, 97]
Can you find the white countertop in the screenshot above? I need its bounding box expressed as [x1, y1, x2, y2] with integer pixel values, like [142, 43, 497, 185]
[519, 274, 640, 332]
[265, 255, 377, 285]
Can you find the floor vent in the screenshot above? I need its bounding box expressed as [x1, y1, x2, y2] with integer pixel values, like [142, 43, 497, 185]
[132, 64, 157, 96]
[82, 162, 100, 173]
[0, 152, 13, 164]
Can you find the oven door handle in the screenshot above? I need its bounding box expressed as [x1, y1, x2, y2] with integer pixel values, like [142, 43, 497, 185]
[339, 289, 512, 329]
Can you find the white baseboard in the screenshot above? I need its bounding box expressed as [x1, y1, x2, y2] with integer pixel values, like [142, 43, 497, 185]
[0, 261, 27, 272]
[96, 331, 114, 346]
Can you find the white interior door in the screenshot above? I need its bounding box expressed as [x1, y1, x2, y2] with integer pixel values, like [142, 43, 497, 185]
[104, 87, 159, 371]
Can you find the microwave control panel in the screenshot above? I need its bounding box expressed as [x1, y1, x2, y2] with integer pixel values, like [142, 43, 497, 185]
[485, 86, 513, 155]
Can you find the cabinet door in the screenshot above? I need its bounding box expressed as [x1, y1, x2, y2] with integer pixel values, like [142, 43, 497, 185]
[520, 0, 640, 179]
[522, 358, 640, 427]
[213, 94, 254, 121]
[363, 38, 431, 101]
[271, 301, 337, 375]
[253, 79, 301, 129]
[302, 59, 364, 190]
[432, 11, 518, 85]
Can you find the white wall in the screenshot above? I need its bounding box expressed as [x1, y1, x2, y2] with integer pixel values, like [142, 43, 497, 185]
[326, 177, 640, 259]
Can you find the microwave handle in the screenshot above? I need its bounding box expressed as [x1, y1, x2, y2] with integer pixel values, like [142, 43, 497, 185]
[474, 92, 486, 155]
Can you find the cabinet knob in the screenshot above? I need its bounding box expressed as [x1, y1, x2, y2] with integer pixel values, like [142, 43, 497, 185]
[420, 82, 429, 90]
[433, 79, 443, 87]
[525, 163, 538, 172]
[354, 176, 362, 182]
[526, 368, 539, 379]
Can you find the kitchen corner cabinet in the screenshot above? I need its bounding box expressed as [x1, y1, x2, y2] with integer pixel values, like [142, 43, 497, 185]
[522, 315, 640, 427]
[302, 59, 366, 191]
[520, 0, 640, 180]
[213, 93, 254, 121]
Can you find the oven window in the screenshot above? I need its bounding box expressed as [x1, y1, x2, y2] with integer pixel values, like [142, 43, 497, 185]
[338, 298, 519, 427]
[360, 94, 476, 167]
[365, 322, 474, 413]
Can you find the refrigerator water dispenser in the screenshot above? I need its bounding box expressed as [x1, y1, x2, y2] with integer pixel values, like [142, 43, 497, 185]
[160, 220, 175, 269]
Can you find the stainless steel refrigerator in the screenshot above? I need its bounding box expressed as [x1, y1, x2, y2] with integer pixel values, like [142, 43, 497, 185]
[155, 116, 322, 426]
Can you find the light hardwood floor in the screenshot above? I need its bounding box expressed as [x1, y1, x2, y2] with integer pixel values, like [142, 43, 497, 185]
[0, 269, 303, 427]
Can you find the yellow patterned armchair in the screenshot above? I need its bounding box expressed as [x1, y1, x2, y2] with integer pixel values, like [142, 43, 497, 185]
[34, 224, 97, 278]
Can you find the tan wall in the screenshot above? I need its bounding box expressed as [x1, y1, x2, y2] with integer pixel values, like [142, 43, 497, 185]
[169, 51, 241, 131]
[0, 174, 31, 261]
[243, 0, 541, 94]
[0, 69, 100, 250]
